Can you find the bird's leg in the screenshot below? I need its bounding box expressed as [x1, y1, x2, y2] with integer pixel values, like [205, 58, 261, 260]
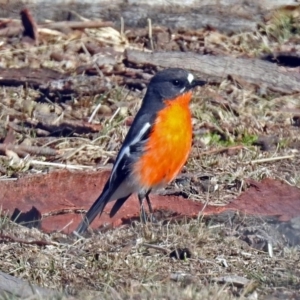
[145, 190, 153, 214]
[138, 190, 156, 223]
[145, 191, 158, 222]
[138, 193, 147, 223]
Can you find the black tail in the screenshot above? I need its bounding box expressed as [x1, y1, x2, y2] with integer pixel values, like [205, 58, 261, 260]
[75, 188, 111, 234]
[109, 195, 131, 218]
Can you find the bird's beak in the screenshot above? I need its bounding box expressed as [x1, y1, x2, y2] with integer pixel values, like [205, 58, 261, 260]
[191, 79, 206, 88]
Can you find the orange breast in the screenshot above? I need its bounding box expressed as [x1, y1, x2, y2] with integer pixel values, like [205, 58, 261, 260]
[133, 91, 193, 189]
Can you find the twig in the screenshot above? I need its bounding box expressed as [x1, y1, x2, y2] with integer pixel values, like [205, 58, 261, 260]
[61, 144, 86, 160]
[81, 42, 104, 78]
[142, 243, 169, 254]
[199, 183, 211, 217]
[197, 145, 245, 157]
[29, 159, 95, 170]
[57, 219, 74, 233]
[108, 107, 120, 123]
[67, 10, 90, 22]
[120, 16, 124, 37]
[249, 155, 294, 165]
[0, 19, 112, 38]
[88, 102, 102, 123]
[147, 18, 154, 51]
[197, 173, 215, 221]
[0, 143, 58, 157]
[24, 119, 102, 134]
[0, 234, 58, 246]
[40, 20, 113, 30]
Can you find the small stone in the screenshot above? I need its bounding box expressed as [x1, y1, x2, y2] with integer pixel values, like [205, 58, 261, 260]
[98, 104, 112, 115]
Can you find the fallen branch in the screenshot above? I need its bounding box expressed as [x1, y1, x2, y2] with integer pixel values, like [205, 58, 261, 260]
[0, 143, 58, 157]
[0, 270, 63, 298]
[0, 67, 67, 89]
[40, 20, 113, 30]
[0, 67, 112, 98]
[39, 75, 112, 97]
[0, 17, 113, 38]
[23, 119, 103, 136]
[125, 50, 300, 94]
[248, 155, 294, 164]
[0, 234, 57, 246]
[0, 25, 22, 37]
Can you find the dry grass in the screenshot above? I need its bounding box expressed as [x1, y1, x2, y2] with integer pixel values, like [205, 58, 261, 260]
[1, 216, 299, 300]
[1, 6, 300, 299]
[1, 213, 300, 299]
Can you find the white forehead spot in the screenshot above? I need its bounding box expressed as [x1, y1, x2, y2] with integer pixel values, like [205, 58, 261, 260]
[187, 73, 194, 84]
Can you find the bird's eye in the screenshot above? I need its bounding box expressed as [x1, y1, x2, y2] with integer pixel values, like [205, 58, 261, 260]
[172, 79, 181, 86]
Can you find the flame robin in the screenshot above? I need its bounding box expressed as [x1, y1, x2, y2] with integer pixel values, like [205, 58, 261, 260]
[75, 68, 206, 234]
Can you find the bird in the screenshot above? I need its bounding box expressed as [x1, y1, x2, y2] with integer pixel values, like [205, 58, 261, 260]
[75, 68, 206, 234]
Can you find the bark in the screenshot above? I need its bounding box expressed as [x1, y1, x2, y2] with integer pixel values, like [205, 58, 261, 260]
[125, 49, 300, 94]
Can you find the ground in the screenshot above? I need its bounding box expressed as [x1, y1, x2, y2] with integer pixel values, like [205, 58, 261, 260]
[0, 5, 300, 300]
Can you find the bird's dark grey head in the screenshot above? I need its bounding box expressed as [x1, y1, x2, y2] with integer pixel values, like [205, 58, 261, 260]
[147, 68, 206, 101]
